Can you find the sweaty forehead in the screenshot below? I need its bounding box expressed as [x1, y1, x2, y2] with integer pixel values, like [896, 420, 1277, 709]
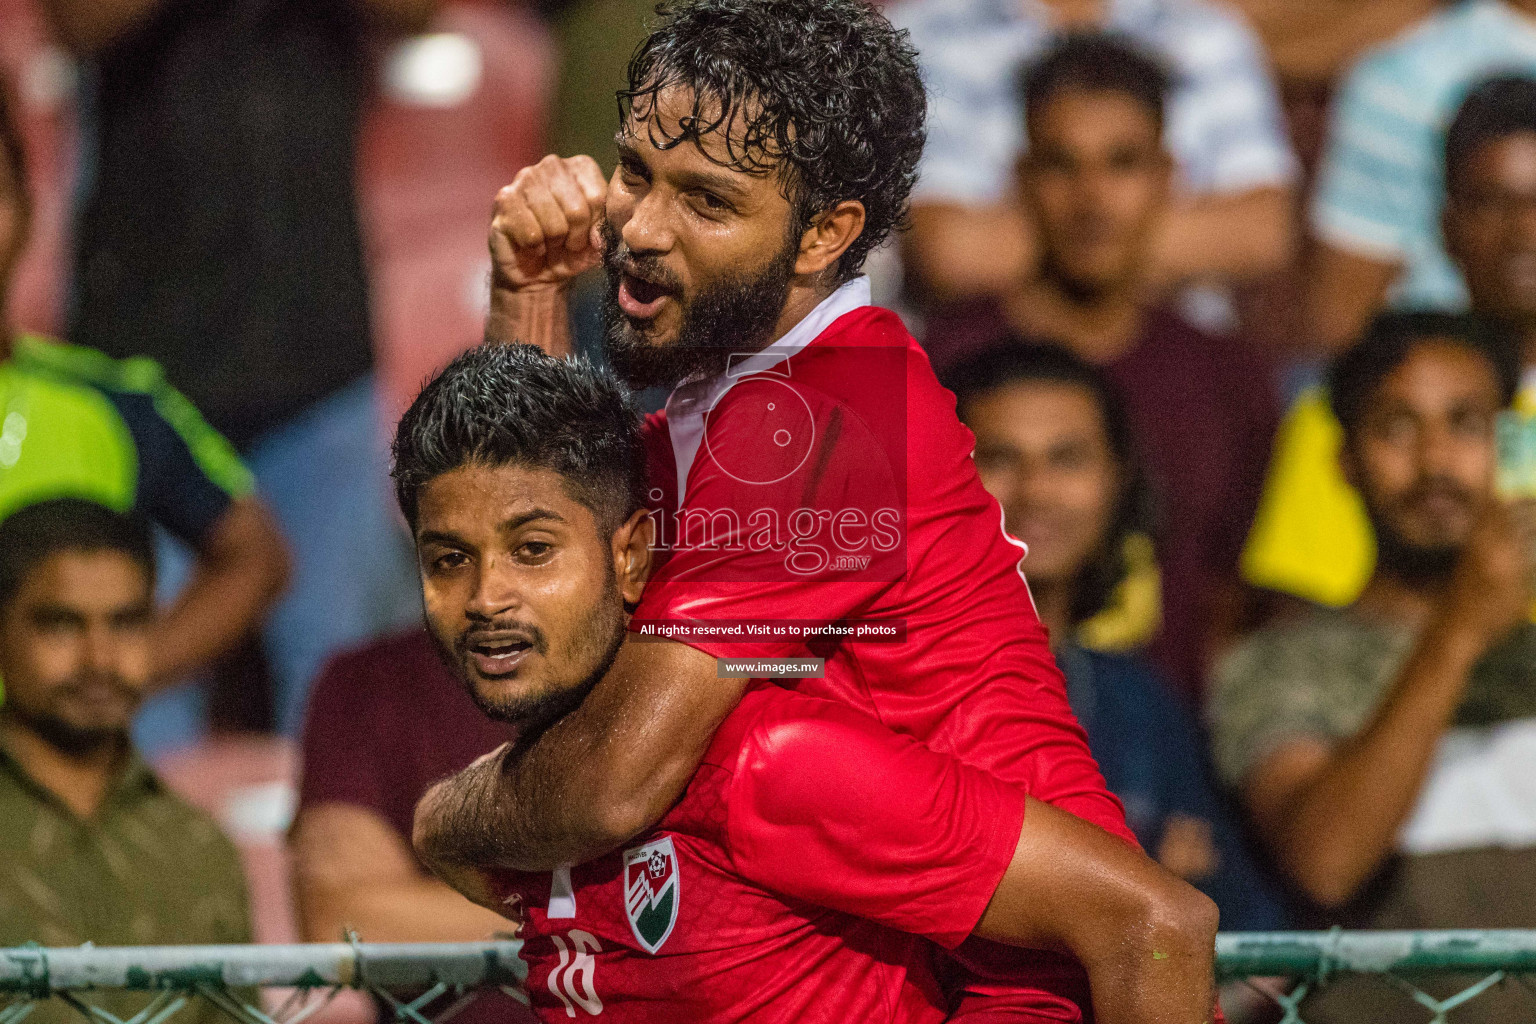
[621, 83, 786, 179]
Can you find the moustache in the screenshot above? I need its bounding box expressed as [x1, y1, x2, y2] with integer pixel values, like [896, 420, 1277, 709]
[1396, 477, 1476, 513]
[600, 224, 682, 298]
[53, 672, 138, 704]
[456, 621, 549, 658]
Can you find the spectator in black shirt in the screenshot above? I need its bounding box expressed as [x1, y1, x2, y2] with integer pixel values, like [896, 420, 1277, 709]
[38, 0, 432, 734]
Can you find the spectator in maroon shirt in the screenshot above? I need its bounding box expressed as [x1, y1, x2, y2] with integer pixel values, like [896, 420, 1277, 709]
[924, 33, 1278, 695]
[289, 628, 532, 1024]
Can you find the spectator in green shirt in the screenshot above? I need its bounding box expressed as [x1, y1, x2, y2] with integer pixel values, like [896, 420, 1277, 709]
[1211, 312, 1536, 1022]
[0, 498, 254, 1024]
[0, 80, 289, 693]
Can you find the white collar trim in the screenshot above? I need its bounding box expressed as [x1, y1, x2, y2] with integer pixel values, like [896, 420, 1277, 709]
[663, 276, 872, 508]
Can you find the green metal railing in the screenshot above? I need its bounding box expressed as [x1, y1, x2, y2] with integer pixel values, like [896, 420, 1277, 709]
[5, 932, 1536, 1023]
[1217, 929, 1536, 1021]
[0, 942, 529, 1024]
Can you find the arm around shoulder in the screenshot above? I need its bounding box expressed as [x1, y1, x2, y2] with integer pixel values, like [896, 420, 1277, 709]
[414, 638, 746, 875]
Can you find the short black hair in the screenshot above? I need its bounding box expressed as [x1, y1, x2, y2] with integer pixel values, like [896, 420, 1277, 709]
[618, 0, 927, 280]
[942, 340, 1157, 627]
[1329, 311, 1521, 437]
[1020, 32, 1172, 133]
[392, 344, 646, 534]
[1445, 75, 1536, 191]
[0, 499, 155, 612]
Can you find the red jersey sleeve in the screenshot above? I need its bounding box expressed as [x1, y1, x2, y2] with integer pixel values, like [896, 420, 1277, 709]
[707, 686, 1024, 950]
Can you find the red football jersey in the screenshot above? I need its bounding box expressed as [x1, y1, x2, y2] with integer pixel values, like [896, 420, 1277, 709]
[490, 684, 1024, 1023]
[631, 280, 1135, 1017]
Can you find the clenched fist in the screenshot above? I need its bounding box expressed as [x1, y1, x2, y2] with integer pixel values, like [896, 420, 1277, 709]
[490, 154, 610, 292]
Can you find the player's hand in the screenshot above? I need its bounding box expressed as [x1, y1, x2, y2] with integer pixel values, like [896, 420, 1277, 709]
[490, 154, 609, 292]
[1443, 497, 1536, 647]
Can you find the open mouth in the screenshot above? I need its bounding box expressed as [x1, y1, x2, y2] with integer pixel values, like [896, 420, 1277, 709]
[466, 635, 535, 677]
[618, 270, 673, 320]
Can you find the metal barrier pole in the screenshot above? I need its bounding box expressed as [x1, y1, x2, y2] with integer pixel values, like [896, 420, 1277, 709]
[1217, 930, 1536, 982]
[0, 943, 528, 996]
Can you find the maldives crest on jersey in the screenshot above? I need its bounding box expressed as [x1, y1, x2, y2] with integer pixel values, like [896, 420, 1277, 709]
[623, 836, 680, 953]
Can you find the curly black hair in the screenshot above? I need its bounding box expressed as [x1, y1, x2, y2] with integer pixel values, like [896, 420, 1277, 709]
[618, 0, 927, 279]
[392, 344, 646, 535]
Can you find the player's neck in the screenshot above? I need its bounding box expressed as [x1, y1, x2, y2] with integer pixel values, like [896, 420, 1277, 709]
[767, 278, 843, 348]
[1004, 276, 1142, 365]
[0, 716, 126, 819]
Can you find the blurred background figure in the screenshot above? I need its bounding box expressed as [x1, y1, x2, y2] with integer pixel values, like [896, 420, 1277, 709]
[0, 80, 290, 701]
[1228, 0, 1439, 91]
[891, 0, 1297, 327]
[927, 34, 1278, 695]
[0, 499, 254, 1023]
[1246, 74, 1536, 611]
[33, 0, 438, 743]
[1211, 313, 1536, 1021]
[1443, 76, 1536, 378]
[290, 628, 531, 1022]
[1308, 0, 1536, 350]
[944, 342, 1287, 937]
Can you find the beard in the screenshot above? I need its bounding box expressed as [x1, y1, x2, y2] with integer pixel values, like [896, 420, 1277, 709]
[1374, 528, 1460, 585]
[600, 218, 800, 391]
[3, 673, 137, 758]
[1367, 475, 1478, 585]
[425, 572, 629, 741]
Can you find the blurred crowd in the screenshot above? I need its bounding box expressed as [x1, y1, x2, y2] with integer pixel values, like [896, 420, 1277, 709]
[1, 0, 1536, 1020]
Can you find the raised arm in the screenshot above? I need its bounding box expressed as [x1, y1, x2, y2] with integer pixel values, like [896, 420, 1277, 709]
[147, 496, 291, 686]
[483, 154, 609, 355]
[415, 637, 747, 873]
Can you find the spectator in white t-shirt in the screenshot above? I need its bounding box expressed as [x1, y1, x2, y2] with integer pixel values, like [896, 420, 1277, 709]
[891, 0, 1298, 310]
[1308, 0, 1536, 350]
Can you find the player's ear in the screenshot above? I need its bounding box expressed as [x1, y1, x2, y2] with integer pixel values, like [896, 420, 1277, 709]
[794, 200, 865, 278]
[615, 507, 655, 607]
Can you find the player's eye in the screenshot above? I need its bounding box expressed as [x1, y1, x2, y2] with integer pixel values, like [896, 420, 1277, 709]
[618, 157, 649, 185]
[974, 446, 1016, 472]
[1450, 407, 1494, 438]
[433, 551, 470, 572]
[1375, 413, 1418, 446]
[694, 190, 732, 214]
[1048, 442, 1094, 470]
[517, 541, 555, 562]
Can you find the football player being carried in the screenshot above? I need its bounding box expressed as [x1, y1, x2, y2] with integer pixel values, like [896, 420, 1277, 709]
[414, 0, 1218, 1019]
[395, 344, 1217, 1021]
